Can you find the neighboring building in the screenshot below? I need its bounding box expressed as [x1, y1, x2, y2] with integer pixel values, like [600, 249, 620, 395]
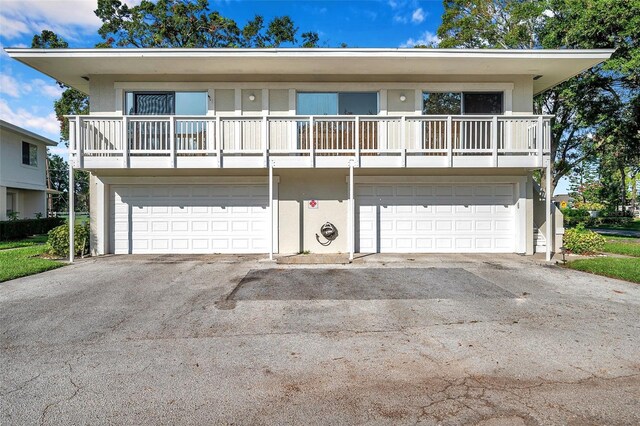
[7, 48, 611, 257]
[553, 194, 573, 209]
[0, 120, 57, 221]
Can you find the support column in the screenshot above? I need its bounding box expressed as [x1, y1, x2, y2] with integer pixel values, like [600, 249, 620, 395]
[545, 157, 552, 261]
[269, 160, 274, 261]
[68, 159, 75, 263]
[349, 160, 355, 262]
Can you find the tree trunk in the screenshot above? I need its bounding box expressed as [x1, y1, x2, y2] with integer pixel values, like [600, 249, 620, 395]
[619, 165, 627, 213]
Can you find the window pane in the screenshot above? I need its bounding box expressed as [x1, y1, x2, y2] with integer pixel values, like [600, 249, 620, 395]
[125, 92, 134, 115]
[297, 93, 338, 115]
[22, 142, 30, 165]
[338, 92, 378, 115]
[29, 144, 38, 166]
[134, 93, 174, 115]
[422, 92, 462, 115]
[175, 92, 207, 115]
[463, 92, 503, 114]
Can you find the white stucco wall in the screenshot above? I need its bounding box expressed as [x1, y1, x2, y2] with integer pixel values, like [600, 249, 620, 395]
[0, 126, 48, 191]
[0, 126, 49, 220]
[88, 74, 535, 116]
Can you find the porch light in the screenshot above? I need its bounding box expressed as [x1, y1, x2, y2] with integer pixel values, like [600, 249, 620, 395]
[248, 94, 256, 102]
[399, 94, 406, 102]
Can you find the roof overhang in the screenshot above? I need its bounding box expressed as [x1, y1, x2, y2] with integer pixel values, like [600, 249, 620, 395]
[5, 48, 613, 95]
[0, 120, 57, 146]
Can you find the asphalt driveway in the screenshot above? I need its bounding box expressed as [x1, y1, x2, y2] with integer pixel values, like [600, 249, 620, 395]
[1, 254, 639, 425]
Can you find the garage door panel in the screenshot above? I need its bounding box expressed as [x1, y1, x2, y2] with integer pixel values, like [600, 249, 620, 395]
[112, 184, 269, 254]
[357, 183, 516, 253]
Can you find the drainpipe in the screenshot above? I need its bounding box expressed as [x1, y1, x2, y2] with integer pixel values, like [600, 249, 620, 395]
[546, 157, 552, 262]
[269, 160, 274, 261]
[349, 159, 355, 262]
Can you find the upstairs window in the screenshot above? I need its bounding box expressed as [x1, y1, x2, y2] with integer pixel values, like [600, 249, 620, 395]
[22, 142, 37, 166]
[423, 92, 503, 115]
[297, 92, 379, 115]
[125, 91, 207, 115]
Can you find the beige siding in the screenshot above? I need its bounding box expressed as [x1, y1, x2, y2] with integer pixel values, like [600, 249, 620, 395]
[85, 74, 535, 116]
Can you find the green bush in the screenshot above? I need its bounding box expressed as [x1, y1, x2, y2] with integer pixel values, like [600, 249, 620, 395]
[561, 208, 591, 228]
[46, 223, 90, 257]
[563, 224, 606, 254]
[0, 217, 65, 241]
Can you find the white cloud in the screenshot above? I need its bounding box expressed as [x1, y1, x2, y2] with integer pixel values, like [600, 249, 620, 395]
[0, 71, 63, 98]
[0, 98, 59, 136]
[393, 15, 408, 24]
[28, 79, 65, 98]
[388, 0, 399, 8]
[411, 8, 425, 24]
[0, 0, 142, 41]
[400, 31, 440, 48]
[48, 144, 68, 157]
[0, 73, 21, 97]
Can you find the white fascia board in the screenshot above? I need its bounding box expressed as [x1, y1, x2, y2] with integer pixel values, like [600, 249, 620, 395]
[4, 47, 614, 96]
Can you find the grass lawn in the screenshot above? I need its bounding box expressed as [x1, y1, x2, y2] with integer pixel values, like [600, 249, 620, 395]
[593, 219, 640, 231]
[0, 242, 64, 283]
[0, 235, 48, 250]
[567, 257, 640, 284]
[602, 237, 640, 257]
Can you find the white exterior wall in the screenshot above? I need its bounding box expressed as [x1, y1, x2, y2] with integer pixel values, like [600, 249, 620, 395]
[89, 75, 535, 115]
[0, 126, 49, 220]
[86, 74, 538, 255]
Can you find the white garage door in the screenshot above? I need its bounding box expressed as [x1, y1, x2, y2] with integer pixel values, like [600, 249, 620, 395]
[357, 183, 517, 253]
[111, 184, 269, 254]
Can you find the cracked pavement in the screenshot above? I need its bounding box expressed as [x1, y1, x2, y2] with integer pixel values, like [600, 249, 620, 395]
[1, 253, 639, 425]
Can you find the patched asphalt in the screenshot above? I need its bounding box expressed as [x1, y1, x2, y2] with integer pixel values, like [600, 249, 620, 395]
[231, 268, 514, 300]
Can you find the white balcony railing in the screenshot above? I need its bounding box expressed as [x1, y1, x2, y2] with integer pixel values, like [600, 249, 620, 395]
[68, 114, 552, 169]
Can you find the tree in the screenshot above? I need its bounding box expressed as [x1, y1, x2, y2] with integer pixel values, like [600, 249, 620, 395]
[46, 152, 90, 213]
[437, 0, 640, 196]
[94, 0, 317, 48]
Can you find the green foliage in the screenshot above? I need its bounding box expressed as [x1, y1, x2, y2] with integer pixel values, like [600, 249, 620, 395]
[0, 235, 48, 250]
[562, 208, 591, 228]
[0, 245, 63, 283]
[53, 89, 89, 142]
[46, 223, 90, 257]
[93, 0, 315, 48]
[567, 257, 640, 284]
[564, 224, 606, 254]
[44, 153, 90, 213]
[602, 238, 640, 258]
[0, 218, 65, 241]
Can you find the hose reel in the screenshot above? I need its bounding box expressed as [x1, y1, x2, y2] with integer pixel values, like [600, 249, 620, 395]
[316, 222, 338, 246]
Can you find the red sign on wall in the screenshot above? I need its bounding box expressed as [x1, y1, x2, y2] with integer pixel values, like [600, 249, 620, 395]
[308, 199, 318, 209]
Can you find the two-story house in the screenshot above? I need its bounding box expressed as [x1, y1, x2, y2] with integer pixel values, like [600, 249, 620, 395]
[0, 120, 57, 221]
[7, 48, 611, 260]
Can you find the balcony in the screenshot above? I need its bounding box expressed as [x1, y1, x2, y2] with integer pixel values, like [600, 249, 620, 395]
[68, 114, 551, 169]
